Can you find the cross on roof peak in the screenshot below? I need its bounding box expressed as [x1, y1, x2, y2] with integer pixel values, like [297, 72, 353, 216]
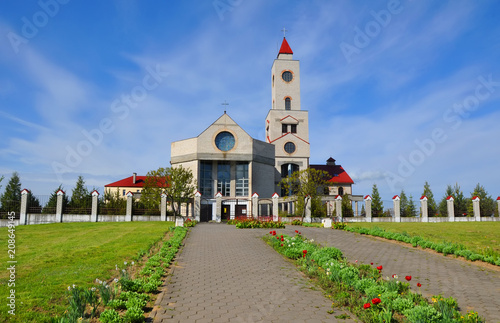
[281, 27, 288, 38]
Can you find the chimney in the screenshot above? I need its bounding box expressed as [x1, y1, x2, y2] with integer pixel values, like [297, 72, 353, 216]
[133, 172, 137, 184]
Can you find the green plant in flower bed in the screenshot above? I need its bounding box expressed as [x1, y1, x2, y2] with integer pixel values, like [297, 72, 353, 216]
[230, 218, 286, 228]
[264, 231, 485, 323]
[183, 218, 197, 227]
[343, 226, 500, 266]
[302, 222, 324, 228]
[291, 219, 303, 225]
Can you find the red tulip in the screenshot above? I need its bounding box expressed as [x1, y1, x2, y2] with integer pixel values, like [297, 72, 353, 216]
[372, 298, 381, 305]
[417, 283, 422, 287]
[280, 244, 283, 247]
[363, 303, 371, 309]
[370, 262, 373, 265]
[281, 237, 284, 241]
[377, 265, 383, 271]
[269, 231, 272, 234]
[405, 275, 412, 281]
[295, 230, 298, 233]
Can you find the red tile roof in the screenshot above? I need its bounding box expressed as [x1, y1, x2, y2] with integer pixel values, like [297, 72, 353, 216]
[279, 37, 293, 55]
[310, 164, 354, 184]
[105, 175, 147, 188]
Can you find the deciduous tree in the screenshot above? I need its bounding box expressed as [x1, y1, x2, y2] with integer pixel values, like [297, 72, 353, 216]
[280, 168, 329, 218]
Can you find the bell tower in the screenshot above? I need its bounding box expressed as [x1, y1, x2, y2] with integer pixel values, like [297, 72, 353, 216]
[265, 37, 310, 190]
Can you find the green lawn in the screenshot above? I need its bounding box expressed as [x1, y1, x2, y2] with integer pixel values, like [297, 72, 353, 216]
[0, 221, 173, 322]
[348, 222, 500, 257]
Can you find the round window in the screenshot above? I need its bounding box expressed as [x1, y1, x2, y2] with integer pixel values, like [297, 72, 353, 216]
[284, 142, 296, 154]
[215, 131, 235, 151]
[282, 71, 293, 82]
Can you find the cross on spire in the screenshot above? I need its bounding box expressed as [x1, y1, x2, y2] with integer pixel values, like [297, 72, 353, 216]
[282, 27, 288, 38]
[221, 100, 229, 114]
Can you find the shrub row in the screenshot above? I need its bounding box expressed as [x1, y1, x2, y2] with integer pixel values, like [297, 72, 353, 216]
[265, 231, 484, 323]
[343, 226, 500, 266]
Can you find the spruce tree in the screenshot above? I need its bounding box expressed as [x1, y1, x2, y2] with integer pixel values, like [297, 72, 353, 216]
[69, 176, 90, 211]
[43, 185, 69, 214]
[0, 172, 22, 212]
[371, 184, 383, 217]
[466, 183, 496, 217]
[407, 194, 417, 217]
[400, 190, 409, 217]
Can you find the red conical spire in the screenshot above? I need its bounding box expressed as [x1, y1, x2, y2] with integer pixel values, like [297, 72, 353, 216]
[278, 37, 293, 55]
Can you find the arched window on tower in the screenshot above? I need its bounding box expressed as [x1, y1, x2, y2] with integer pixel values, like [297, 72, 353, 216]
[285, 97, 291, 110]
[338, 187, 344, 196]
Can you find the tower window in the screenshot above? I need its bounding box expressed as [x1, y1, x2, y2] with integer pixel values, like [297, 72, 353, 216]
[290, 124, 297, 133]
[284, 142, 296, 154]
[282, 124, 288, 133]
[282, 71, 293, 82]
[285, 97, 291, 110]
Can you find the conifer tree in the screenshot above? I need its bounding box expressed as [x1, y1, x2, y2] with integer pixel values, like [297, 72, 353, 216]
[371, 184, 383, 217]
[43, 185, 69, 213]
[438, 183, 468, 217]
[406, 194, 417, 217]
[466, 183, 496, 216]
[69, 176, 90, 210]
[0, 172, 22, 212]
[400, 190, 409, 217]
[341, 194, 354, 217]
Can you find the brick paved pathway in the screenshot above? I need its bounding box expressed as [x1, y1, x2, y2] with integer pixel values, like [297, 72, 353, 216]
[281, 226, 500, 323]
[152, 224, 356, 322]
[153, 224, 500, 322]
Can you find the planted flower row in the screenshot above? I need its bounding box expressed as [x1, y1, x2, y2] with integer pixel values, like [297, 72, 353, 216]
[343, 226, 500, 266]
[227, 218, 286, 229]
[56, 226, 188, 323]
[264, 230, 484, 323]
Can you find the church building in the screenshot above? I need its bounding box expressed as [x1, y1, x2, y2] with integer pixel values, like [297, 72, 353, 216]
[105, 37, 354, 220]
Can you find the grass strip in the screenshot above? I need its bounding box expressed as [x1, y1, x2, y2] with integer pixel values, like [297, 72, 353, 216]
[0, 222, 174, 322]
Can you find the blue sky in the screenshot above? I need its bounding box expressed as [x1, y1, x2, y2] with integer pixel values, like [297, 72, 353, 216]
[1, 0, 499, 203]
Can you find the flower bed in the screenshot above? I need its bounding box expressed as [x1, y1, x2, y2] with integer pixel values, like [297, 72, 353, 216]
[343, 226, 500, 266]
[264, 231, 484, 323]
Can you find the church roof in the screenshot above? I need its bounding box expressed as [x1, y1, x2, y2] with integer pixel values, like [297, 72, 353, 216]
[310, 163, 354, 185]
[278, 37, 293, 55]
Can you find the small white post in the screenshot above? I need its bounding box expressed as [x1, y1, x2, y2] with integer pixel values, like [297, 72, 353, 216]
[420, 195, 428, 222]
[126, 191, 133, 222]
[364, 195, 372, 222]
[160, 193, 168, 221]
[272, 193, 280, 222]
[447, 196, 455, 221]
[252, 193, 259, 218]
[393, 195, 401, 222]
[91, 190, 99, 222]
[56, 189, 65, 223]
[20, 189, 29, 225]
[472, 196, 481, 221]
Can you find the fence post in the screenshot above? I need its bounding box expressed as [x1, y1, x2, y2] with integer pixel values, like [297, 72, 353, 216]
[393, 195, 401, 222]
[364, 195, 372, 222]
[272, 193, 279, 221]
[91, 190, 99, 222]
[194, 191, 201, 222]
[335, 195, 342, 221]
[20, 189, 29, 225]
[252, 193, 259, 218]
[160, 193, 167, 221]
[215, 192, 222, 222]
[420, 195, 428, 222]
[446, 196, 455, 221]
[472, 196, 480, 221]
[303, 195, 311, 223]
[497, 197, 500, 217]
[126, 191, 133, 222]
[56, 190, 65, 223]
